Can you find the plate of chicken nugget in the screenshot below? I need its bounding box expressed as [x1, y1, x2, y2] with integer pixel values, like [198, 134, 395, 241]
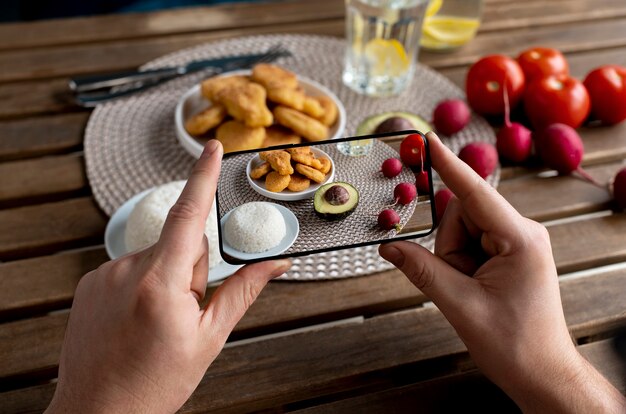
[175, 64, 346, 159]
[246, 146, 335, 201]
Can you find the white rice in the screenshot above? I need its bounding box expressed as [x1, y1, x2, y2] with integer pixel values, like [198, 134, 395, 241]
[224, 202, 286, 253]
[125, 180, 223, 269]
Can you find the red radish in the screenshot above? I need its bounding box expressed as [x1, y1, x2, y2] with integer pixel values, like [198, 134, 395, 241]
[497, 123, 532, 163]
[378, 209, 401, 231]
[433, 99, 470, 135]
[400, 133, 426, 169]
[611, 167, 626, 210]
[496, 82, 532, 163]
[415, 170, 430, 193]
[534, 123, 602, 187]
[381, 158, 403, 178]
[459, 142, 499, 179]
[435, 188, 454, 224]
[394, 182, 417, 205]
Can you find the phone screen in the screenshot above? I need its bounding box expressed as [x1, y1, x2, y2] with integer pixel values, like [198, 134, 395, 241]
[215, 131, 435, 264]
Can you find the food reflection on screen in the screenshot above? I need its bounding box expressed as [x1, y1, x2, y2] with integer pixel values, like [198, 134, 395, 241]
[216, 132, 434, 264]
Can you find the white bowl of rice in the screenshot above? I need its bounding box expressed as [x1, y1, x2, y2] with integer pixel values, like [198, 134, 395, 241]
[220, 201, 299, 262]
[105, 180, 242, 282]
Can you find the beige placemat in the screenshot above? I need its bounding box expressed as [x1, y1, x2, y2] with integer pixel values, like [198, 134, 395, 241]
[84, 34, 498, 280]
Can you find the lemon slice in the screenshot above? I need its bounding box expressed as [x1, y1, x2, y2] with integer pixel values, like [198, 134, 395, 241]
[426, 0, 443, 18]
[422, 16, 480, 46]
[364, 38, 410, 76]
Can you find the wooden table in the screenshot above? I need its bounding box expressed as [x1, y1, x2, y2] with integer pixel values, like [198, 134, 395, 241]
[1, 0, 625, 412]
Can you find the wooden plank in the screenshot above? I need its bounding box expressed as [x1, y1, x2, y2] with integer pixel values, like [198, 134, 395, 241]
[0, 154, 87, 208]
[549, 215, 626, 274]
[0, 113, 87, 161]
[480, 0, 626, 32]
[0, 197, 107, 261]
[0, 78, 80, 120]
[499, 161, 620, 222]
[0, 1, 345, 51]
[0, 248, 108, 319]
[1, 0, 624, 52]
[4, 13, 626, 84]
[292, 338, 625, 413]
[0, 20, 344, 84]
[0, 268, 623, 412]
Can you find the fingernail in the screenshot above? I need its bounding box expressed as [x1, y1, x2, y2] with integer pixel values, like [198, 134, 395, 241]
[202, 139, 220, 157]
[380, 245, 405, 267]
[272, 259, 292, 277]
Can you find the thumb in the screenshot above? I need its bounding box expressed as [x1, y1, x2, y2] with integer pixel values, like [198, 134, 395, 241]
[201, 259, 291, 344]
[379, 241, 479, 316]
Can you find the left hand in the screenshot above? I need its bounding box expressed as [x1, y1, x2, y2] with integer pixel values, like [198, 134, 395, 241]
[46, 140, 291, 414]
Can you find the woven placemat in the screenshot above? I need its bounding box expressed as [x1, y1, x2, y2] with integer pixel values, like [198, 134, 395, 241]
[218, 140, 422, 255]
[84, 34, 498, 280]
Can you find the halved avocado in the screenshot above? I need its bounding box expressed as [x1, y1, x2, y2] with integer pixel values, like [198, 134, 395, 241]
[356, 111, 433, 135]
[314, 182, 359, 221]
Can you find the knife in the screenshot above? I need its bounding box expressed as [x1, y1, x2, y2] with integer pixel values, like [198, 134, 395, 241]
[70, 45, 291, 107]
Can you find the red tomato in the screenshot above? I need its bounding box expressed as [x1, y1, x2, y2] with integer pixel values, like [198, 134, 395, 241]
[466, 55, 525, 116]
[517, 47, 569, 81]
[524, 75, 590, 129]
[583, 65, 626, 125]
[400, 133, 426, 169]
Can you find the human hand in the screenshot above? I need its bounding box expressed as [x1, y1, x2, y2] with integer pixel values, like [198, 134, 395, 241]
[46, 140, 291, 414]
[379, 132, 625, 413]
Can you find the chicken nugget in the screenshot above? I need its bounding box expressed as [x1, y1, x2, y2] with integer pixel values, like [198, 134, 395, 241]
[290, 151, 317, 167]
[267, 87, 305, 110]
[184, 104, 227, 136]
[263, 126, 302, 148]
[287, 174, 311, 192]
[286, 146, 312, 156]
[315, 96, 339, 127]
[216, 82, 273, 128]
[259, 149, 283, 161]
[310, 158, 323, 170]
[295, 163, 326, 183]
[266, 150, 294, 175]
[316, 157, 332, 174]
[215, 120, 265, 153]
[201, 75, 250, 101]
[252, 63, 298, 90]
[274, 106, 329, 141]
[250, 161, 272, 180]
[265, 171, 291, 192]
[301, 96, 325, 118]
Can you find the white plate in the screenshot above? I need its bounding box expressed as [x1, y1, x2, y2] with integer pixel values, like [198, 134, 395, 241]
[175, 70, 347, 158]
[220, 203, 299, 262]
[105, 190, 242, 283]
[246, 147, 335, 201]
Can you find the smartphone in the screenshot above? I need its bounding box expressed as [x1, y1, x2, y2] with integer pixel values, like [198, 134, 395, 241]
[215, 131, 435, 265]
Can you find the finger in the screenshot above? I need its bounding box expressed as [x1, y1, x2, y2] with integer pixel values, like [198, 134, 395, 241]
[435, 197, 484, 275]
[201, 259, 291, 344]
[426, 131, 522, 243]
[379, 241, 479, 318]
[190, 235, 209, 301]
[156, 140, 223, 270]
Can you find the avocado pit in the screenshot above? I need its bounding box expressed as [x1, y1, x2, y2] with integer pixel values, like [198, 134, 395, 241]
[324, 185, 350, 206]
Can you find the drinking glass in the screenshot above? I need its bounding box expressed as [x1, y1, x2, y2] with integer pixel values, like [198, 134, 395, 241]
[343, 0, 429, 97]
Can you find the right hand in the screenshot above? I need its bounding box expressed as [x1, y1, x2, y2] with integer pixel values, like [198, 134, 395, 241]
[379, 132, 625, 413]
